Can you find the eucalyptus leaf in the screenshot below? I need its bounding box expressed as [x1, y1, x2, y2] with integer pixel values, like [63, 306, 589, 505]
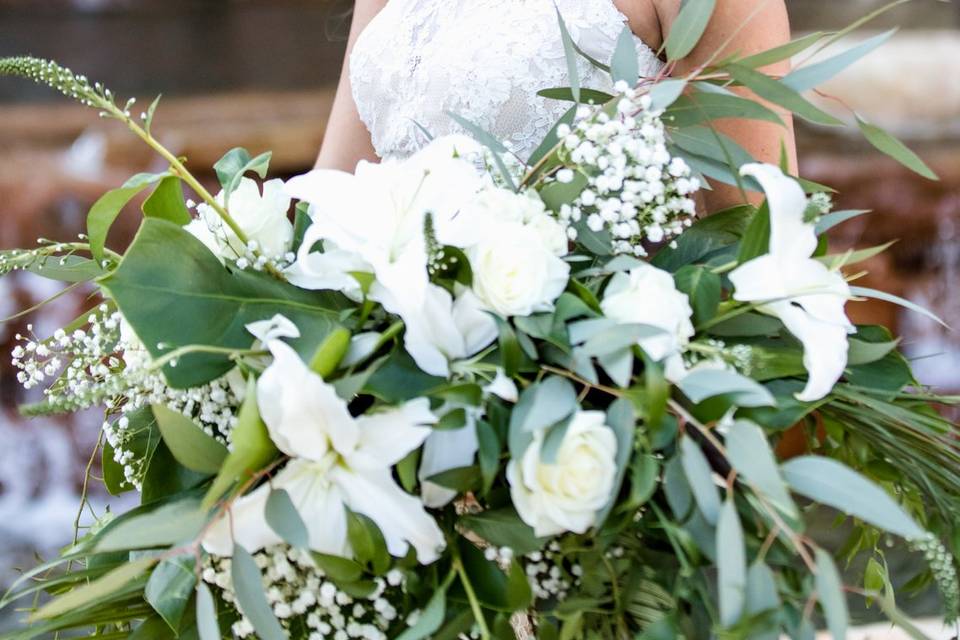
[232, 544, 286, 640]
[815, 549, 849, 640]
[725, 63, 844, 127]
[648, 79, 687, 111]
[556, 7, 581, 103]
[596, 399, 636, 525]
[745, 562, 780, 640]
[195, 583, 220, 640]
[610, 25, 639, 86]
[680, 437, 721, 524]
[781, 456, 924, 539]
[265, 488, 310, 548]
[783, 30, 895, 93]
[726, 420, 796, 517]
[856, 116, 938, 180]
[665, 0, 717, 61]
[739, 31, 826, 69]
[716, 500, 746, 627]
[31, 556, 156, 621]
[666, 92, 783, 128]
[95, 497, 206, 552]
[815, 209, 870, 235]
[850, 286, 948, 328]
[677, 368, 776, 408]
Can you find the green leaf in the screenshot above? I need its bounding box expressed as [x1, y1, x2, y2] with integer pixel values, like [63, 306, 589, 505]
[87, 183, 149, 263]
[31, 556, 156, 621]
[396, 583, 448, 640]
[674, 265, 721, 326]
[460, 509, 546, 556]
[347, 510, 391, 575]
[847, 336, 900, 366]
[677, 368, 776, 408]
[231, 544, 286, 640]
[596, 399, 636, 525]
[739, 31, 826, 69]
[725, 420, 797, 518]
[508, 376, 578, 458]
[457, 538, 532, 612]
[665, 0, 717, 61]
[95, 497, 206, 552]
[145, 554, 197, 632]
[716, 500, 746, 627]
[737, 203, 770, 263]
[141, 431, 210, 504]
[816, 240, 896, 269]
[648, 79, 687, 111]
[428, 465, 482, 493]
[725, 63, 844, 127]
[815, 209, 870, 235]
[537, 88, 615, 104]
[20, 255, 104, 283]
[783, 30, 895, 93]
[745, 561, 780, 639]
[100, 218, 346, 388]
[626, 454, 660, 510]
[680, 437, 721, 524]
[142, 176, 192, 225]
[213, 148, 272, 203]
[311, 553, 364, 584]
[850, 286, 948, 328]
[781, 456, 924, 539]
[265, 488, 310, 548]
[152, 404, 228, 474]
[527, 105, 577, 166]
[204, 377, 279, 510]
[446, 112, 517, 190]
[666, 92, 783, 128]
[556, 8, 581, 103]
[610, 26, 639, 86]
[856, 116, 938, 180]
[651, 204, 754, 271]
[476, 420, 501, 496]
[815, 549, 849, 640]
[309, 325, 351, 378]
[195, 583, 219, 640]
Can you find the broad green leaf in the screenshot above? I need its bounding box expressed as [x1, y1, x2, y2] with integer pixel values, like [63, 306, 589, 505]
[648, 79, 687, 111]
[309, 325, 351, 378]
[680, 437, 721, 524]
[213, 147, 272, 202]
[152, 404, 228, 474]
[737, 202, 770, 263]
[856, 116, 938, 180]
[476, 420, 501, 496]
[782, 456, 924, 539]
[651, 204, 754, 271]
[725, 420, 796, 517]
[196, 583, 220, 640]
[460, 508, 546, 556]
[739, 31, 826, 69]
[100, 218, 346, 388]
[674, 265, 721, 326]
[145, 554, 197, 632]
[95, 497, 206, 552]
[665, 0, 717, 61]
[142, 176, 192, 225]
[725, 63, 844, 127]
[677, 368, 776, 408]
[556, 8, 581, 103]
[666, 92, 783, 128]
[815, 549, 849, 640]
[495, 316, 523, 378]
[347, 510, 390, 575]
[266, 488, 310, 548]
[31, 556, 156, 620]
[232, 544, 286, 640]
[850, 285, 948, 328]
[716, 500, 746, 627]
[87, 182, 150, 263]
[611, 26, 639, 86]
[847, 336, 900, 366]
[783, 30, 895, 93]
[815, 209, 870, 235]
[311, 554, 364, 583]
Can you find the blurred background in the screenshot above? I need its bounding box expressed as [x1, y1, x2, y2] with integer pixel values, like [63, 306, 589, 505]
[0, 0, 958, 634]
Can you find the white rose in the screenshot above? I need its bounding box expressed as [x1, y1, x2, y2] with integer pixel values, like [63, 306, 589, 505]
[197, 177, 293, 260]
[507, 411, 618, 536]
[526, 212, 569, 257]
[601, 263, 694, 365]
[467, 223, 569, 317]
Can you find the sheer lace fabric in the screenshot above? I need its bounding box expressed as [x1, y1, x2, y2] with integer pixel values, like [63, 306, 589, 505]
[349, 0, 664, 161]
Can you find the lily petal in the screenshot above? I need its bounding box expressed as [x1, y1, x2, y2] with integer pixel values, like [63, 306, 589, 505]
[350, 398, 436, 470]
[772, 301, 850, 402]
[740, 163, 816, 260]
[419, 421, 480, 508]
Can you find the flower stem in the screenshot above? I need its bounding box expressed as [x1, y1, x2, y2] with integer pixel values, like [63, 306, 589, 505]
[454, 556, 492, 640]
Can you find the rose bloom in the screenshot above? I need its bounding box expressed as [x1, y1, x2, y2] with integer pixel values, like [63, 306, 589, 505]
[507, 411, 618, 536]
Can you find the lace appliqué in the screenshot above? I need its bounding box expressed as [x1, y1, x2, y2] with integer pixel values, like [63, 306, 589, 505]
[349, 0, 664, 162]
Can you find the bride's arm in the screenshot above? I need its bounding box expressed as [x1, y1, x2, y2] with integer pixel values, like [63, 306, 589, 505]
[314, 0, 387, 171]
[648, 0, 798, 210]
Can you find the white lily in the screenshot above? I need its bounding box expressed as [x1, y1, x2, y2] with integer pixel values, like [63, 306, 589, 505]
[283, 135, 484, 308]
[203, 335, 445, 563]
[729, 164, 854, 401]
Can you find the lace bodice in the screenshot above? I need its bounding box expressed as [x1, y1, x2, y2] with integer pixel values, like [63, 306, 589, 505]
[350, 0, 664, 161]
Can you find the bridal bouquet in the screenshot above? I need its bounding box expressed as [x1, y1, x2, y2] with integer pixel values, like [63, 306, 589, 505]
[2, 6, 960, 640]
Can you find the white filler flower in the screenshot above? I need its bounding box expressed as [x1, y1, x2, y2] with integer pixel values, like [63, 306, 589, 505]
[600, 262, 694, 380]
[203, 333, 445, 564]
[193, 177, 293, 260]
[507, 411, 618, 537]
[729, 163, 854, 402]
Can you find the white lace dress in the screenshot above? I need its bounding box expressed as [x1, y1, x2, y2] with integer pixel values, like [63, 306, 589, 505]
[349, 0, 664, 161]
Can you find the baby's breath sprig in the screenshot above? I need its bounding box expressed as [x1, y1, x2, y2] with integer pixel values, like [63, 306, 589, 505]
[0, 56, 275, 273]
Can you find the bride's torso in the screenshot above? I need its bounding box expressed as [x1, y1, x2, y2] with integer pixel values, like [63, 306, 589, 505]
[349, 0, 664, 161]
